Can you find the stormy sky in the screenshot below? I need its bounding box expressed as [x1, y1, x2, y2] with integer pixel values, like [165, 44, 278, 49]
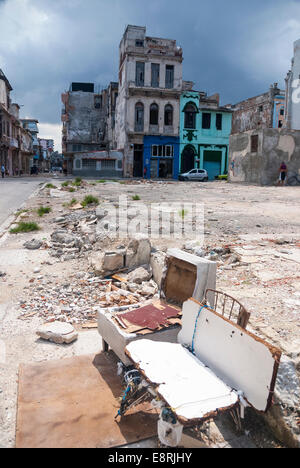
[1, 0, 300, 151]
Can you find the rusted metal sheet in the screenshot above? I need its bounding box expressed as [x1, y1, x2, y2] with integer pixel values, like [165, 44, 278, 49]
[119, 303, 180, 331]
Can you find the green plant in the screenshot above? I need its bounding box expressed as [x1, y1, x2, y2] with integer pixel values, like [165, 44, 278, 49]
[132, 195, 141, 201]
[81, 195, 99, 207]
[72, 177, 82, 187]
[179, 209, 189, 219]
[97, 180, 107, 184]
[45, 183, 57, 189]
[68, 187, 76, 193]
[37, 206, 52, 217]
[66, 198, 78, 207]
[61, 181, 70, 187]
[10, 222, 40, 234]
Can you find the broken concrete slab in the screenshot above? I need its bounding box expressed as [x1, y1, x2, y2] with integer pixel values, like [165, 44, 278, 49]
[90, 251, 125, 276]
[127, 266, 152, 284]
[23, 239, 43, 250]
[125, 235, 151, 269]
[36, 322, 78, 344]
[150, 251, 166, 289]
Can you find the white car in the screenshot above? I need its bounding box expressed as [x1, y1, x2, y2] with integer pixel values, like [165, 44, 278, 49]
[179, 169, 208, 181]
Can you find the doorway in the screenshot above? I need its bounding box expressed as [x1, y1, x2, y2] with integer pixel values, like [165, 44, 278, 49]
[181, 145, 196, 174]
[133, 144, 144, 177]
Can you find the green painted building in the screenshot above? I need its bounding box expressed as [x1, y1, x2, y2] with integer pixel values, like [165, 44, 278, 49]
[180, 91, 233, 180]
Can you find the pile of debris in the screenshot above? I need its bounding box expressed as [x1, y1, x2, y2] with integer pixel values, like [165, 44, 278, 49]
[18, 265, 159, 325]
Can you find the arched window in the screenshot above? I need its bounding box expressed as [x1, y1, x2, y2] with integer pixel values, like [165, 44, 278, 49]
[164, 104, 173, 126]
[184, 102, 197, 129]
[135, 102, 144, 132]
[150, 103, 159, 125]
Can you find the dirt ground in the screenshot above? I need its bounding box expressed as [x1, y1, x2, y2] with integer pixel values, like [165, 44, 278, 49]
[0, 177, 299, 448]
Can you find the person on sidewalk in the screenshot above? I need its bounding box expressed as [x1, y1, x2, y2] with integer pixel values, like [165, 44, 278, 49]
[1, 165, 5, 179]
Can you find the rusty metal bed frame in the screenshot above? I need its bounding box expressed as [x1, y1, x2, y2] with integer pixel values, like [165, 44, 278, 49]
[205, 289, 251, 330]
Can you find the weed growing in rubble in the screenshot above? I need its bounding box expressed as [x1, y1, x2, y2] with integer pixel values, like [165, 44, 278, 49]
[37, 206, 52, 217]
[97, 180, 106, 184]
[61, 181, 70, 187]
[132, 195, 141, 201]
[68, 187, 76, 193]
[72, 177, 82, 187]
[179, 208, 189, 219]
[45, 183, 57, 189]
[81, 195, 99, 207]
[67, 198, 78, 207]
[10, 222, 40, 234]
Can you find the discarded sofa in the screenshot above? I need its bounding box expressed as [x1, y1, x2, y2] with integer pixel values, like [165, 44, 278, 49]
[123, 297, 282, 447]
[97, 249, 217, 365]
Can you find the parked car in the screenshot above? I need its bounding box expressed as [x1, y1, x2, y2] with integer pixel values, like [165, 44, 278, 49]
[179, 169, 208, 181]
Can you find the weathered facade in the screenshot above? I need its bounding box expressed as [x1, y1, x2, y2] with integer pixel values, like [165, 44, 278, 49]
[0, 70, 34, 175]
[229, 128, 300, 185]
[20, 119, 39, 170]
[61, 81, 118, 175]
[115, 25, 183, 178]
[180, 91, 233, 180]
[285, 39, 300, 130]
[231, 84, 285, 134]
[72, 150, 123, 178]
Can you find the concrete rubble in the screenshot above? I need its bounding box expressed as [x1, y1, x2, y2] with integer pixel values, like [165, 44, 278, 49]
[1, 180, 300, 449]
[37, 321, 78, 344]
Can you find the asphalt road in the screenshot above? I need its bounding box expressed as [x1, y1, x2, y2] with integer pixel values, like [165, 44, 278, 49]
[0, 177, 44, 229]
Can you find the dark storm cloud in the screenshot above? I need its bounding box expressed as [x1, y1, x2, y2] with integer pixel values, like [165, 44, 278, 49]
[0, 0, 300, 147]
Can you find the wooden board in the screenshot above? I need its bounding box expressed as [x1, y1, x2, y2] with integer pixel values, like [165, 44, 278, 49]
[16, 352, 158, 448]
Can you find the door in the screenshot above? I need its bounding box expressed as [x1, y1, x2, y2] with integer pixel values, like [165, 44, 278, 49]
[133, 144, 144, 178]
[203, 150, 222, 180]
[181, 146, 196, 174]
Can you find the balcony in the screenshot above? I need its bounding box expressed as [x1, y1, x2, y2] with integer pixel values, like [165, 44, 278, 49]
[9, 137, 19, 149]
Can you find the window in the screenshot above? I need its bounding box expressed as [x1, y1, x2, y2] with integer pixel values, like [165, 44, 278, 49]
[82, 159, 96, 168]
[280, 108, 284, 116]
[164, 104, 173, 126]
[251, 135, 259, 153]
[259, 105, 263, 113]
[136, 62, 145, 86]
[202, 113, 211, 129]
[165, 65, 174, 89]
[151, 145, 174, 157]
[150, 103, 159, 125]
[216, 113, 223, 131]
[135, 40, 144, 47]
[151, 63, 160, 88]
[184, 102, 197, 129]
[72, 144, 82, 152]
[94, 95, 102, 109]
[165, 145, 174, 157]
[135, 102, 144, 132]
[102, 159, 116, 170]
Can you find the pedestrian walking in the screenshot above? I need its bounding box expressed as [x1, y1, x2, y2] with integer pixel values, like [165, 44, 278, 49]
[1, 165, 5, 179]
[278, 161, 287, 186]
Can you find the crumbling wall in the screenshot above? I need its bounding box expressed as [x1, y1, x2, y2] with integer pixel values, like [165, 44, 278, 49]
[229, 128, 300, 185]
[231, 93, 273, 134]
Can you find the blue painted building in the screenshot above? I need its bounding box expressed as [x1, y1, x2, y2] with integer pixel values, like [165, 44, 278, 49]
[180, 91, 233, 180]
[143, 135, 180, 179]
